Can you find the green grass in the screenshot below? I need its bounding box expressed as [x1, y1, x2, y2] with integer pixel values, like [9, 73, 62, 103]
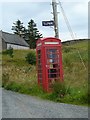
[2, 40, 88, 106]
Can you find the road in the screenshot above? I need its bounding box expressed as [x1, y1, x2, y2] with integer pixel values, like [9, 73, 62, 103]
[2, 89, 88, 118]
[0, 88, 2, 120]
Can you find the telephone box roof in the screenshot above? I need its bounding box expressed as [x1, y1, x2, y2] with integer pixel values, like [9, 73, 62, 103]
[39, 37, 61, 41]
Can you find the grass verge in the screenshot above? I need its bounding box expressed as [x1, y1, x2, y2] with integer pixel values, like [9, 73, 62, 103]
[2, 41, 88, 106]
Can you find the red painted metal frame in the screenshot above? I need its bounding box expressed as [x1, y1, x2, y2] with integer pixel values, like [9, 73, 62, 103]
[36, 37, 63, 92]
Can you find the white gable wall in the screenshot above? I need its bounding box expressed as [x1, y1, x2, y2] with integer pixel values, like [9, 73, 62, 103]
[7, 43, 29, 50]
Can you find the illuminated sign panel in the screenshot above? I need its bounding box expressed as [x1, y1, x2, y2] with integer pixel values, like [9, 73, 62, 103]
[44, 42, 59, 44]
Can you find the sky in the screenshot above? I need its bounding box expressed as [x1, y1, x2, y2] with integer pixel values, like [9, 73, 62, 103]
[0, 0, 89, 42]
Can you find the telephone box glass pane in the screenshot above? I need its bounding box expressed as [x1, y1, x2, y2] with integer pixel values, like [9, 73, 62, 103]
[37, 50, 42, 84]
[46, 48, 60, 87]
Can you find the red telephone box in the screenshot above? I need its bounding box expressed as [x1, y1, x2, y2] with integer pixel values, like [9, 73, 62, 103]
[36, 37, 63, 92]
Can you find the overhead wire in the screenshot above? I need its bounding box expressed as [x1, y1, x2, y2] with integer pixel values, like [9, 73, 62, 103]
[58, 0, 87, 71]
[58, 0, 75, 40]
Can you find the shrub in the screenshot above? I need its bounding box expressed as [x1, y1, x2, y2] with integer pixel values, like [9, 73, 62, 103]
[2, 50, 8, 55]
[25, 51, 36, 65]
[4, 81, 22, 92]
[7, 47, 14, 58]
[52, 81, 68, 98]
[2, 73, 9, 87]
[2, 46, 14, 58]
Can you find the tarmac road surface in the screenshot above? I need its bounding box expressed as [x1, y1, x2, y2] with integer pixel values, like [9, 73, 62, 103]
[2, 89, 88, 118]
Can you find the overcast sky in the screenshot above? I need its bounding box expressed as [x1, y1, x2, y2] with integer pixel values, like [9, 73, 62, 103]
[0, 0, 89, 41]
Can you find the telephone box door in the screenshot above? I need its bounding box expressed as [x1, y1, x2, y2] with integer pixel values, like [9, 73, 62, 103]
[45, 47, 63, 90]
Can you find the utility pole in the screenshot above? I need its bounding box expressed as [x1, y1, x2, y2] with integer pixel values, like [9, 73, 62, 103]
[52, 0, 59, 38]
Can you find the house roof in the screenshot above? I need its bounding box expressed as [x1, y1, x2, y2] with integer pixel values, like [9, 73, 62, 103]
[0, 31, 29, 47]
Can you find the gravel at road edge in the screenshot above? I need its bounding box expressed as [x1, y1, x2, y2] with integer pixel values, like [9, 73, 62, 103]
[2, 89, 88, 118]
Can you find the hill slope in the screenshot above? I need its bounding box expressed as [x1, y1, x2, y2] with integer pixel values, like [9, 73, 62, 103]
[2, 40, 88, 105]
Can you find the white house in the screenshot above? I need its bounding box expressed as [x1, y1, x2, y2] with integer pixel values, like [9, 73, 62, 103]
[0, 31, 29, 50]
